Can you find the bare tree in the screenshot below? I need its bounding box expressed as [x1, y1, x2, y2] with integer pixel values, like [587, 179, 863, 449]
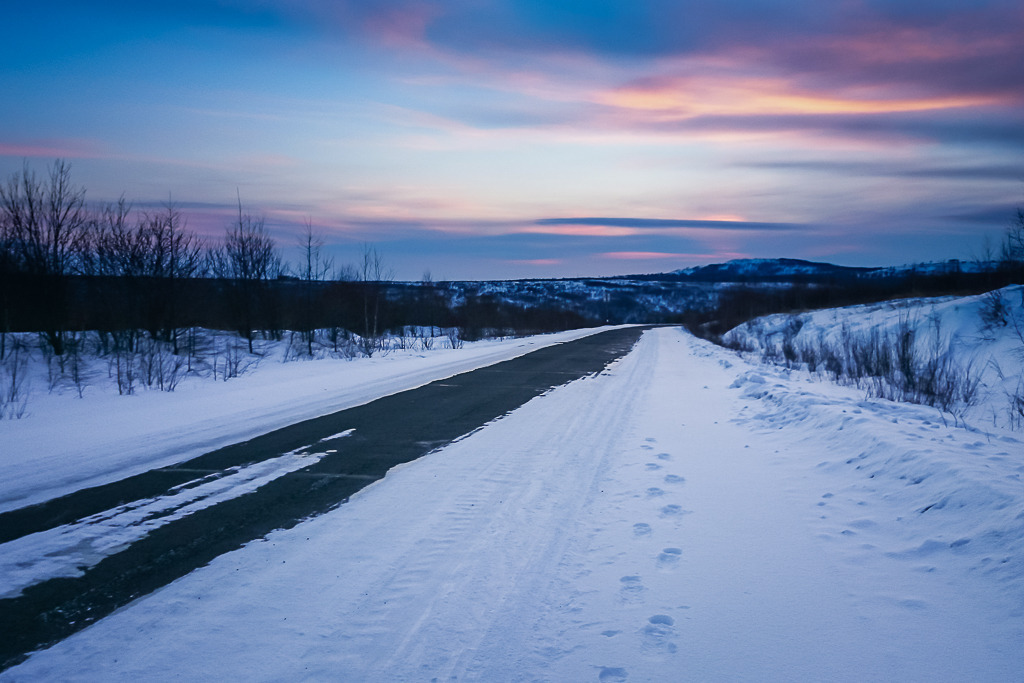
[1002, 206, 1024, 349]
[88, 197, 143, 353]
[143, 200, 204, 350]
[295, 219, 334, 356]
[417, 269, 447, 341]
[1002, 207, 1024, 272]
[88, 198, 205, 350]
[0, 160, 90, 277]
[210, 197, 282, 352]
[358, 244, 392, 356]
[0, 160, 91, 354]
[0, 186, 14, 361]
[89, 197, 137, 277]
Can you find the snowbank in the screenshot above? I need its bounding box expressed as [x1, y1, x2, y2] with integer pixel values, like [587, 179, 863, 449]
[723, 286, 1024, 428]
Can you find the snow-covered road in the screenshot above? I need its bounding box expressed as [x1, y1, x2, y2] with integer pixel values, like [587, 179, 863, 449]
[5, 327, 1023, 681]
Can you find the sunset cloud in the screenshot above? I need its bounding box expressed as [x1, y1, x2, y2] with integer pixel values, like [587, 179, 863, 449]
[523, 224, 640, 237]
[535, 217, 803, 232]
[0, 139, 105, 160]
[597, 77, 1002, 118]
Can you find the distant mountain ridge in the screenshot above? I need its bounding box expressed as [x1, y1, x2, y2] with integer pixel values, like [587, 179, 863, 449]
[631, 257, 1000, 283]
[670, 258, 874, 281]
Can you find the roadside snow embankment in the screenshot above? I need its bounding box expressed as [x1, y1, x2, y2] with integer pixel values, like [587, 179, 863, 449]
[723, 286, 1024, 427]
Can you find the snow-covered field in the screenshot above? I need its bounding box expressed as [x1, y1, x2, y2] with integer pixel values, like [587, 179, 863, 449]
[4, 306, 1023, 680]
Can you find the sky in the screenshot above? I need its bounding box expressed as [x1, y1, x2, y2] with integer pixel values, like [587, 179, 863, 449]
[2, 1, 1023, 280]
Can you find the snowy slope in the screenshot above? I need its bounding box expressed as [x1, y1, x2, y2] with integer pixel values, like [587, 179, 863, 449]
[723, 286, 1024, 428]
[5, 328, 1022, 682]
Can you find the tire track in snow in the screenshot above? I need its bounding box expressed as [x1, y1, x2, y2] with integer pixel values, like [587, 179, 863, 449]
[0, 326, 647, 672]
[437, 328, 660, 680]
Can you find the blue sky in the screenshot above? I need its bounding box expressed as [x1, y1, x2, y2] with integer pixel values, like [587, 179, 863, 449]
[2, 1, 1023, 279]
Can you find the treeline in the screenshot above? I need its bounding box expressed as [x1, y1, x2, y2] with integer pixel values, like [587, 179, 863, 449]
[5, 159, 1022, 362]
[0, 160, 598, 362]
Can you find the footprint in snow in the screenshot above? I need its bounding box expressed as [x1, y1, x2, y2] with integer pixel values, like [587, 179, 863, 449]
[645, 463, 662, 471]
[663, 474, 685, 485]
[619, 576, 646, 603]
[898, 598, 927, 610]
[646, 487, 666, 497]
[640, 614, 677, 655]
[657, 548, 682, 568]
[598, 667, 629, 682]
[656, 453, 672, 461]
[633, 523, 652, 536]
[660, 504, 689, 517]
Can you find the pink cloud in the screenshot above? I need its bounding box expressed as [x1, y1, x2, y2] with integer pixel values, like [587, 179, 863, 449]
[523, 225, 639, 237]
[0, 139, 105, 159]
[596, 72, 1003, 120]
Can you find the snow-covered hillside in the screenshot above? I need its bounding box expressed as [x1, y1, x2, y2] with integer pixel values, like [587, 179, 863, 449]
[723, 285, 1024, 429]
[4, 326, 1023, 681]
[672, 257, 875, 280]
[668, 257, 1004, 282]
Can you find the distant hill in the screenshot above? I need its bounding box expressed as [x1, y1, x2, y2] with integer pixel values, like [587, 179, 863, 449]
[861, 259, 1003, 278]
[629, 257, 1001, 283]
[670, 258, 875, 282]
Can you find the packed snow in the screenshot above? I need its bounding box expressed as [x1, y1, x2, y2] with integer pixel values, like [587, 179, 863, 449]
[4, 309, 1023, 680]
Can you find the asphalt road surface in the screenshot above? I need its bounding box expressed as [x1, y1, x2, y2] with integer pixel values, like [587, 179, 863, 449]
[0, 326, 647, 670]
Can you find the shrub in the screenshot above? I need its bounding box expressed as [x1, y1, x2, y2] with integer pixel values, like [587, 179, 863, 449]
[730, 313, 982, 418]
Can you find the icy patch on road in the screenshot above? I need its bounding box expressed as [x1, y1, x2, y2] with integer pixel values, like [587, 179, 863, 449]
[0, 446, 331, 599]
[321, 429, 356, 441]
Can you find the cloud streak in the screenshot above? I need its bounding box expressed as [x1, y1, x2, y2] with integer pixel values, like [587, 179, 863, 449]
[535, 217, 804, 232]
[0, 139, 106, 160]
[744, 160, 1024, 182]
